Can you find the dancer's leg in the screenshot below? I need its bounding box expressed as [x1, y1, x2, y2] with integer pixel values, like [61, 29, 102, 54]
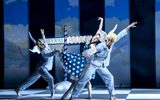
[86, 80, 92, 99]
[16, 71, 41, 96]
[97, 67, 116, 99]
[71, 65, 96, 98]
[61, 80, 77, 100]
[38, 67, 54, 97]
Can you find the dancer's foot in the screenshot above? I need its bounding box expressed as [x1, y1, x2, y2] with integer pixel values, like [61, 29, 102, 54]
[50, 93, 54, 98]
[69, 96, 74, 100]
[15, 88, 22, 96]
[109, 95, 117, 100]
[87, 95, 92, 99]
[86, 96, 92, 99]
[50, 90, 55, 98]
[61, 96, 65, 100]
[46, 86, 49, 89]
[61, 97, 64, 100]
[61, 93, 67, 100]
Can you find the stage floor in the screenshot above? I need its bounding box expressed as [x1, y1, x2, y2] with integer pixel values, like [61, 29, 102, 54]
[0, 88, 160, 100]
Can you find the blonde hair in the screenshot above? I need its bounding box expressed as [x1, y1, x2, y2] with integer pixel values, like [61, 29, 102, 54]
[106, 24, 118, 42]
[107, 32, 117, 42]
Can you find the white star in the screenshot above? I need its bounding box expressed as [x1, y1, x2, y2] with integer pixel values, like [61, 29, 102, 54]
[69, 61, 72, 63]
[81, 64, 84, 67]
[76, 71, 79, 73]
[72, 72, 75, 75]
[72, 68, 75, 71]
[65, 62, 68, 65]
[77, 61, 80, 64]
[67, 58, 70, 61]
[69, 65, 72, 68]
[73, 63, 76, 66]
[73, 59, 76, 62]
[77, 66, 80, 68]
[71, 55, 73, 58]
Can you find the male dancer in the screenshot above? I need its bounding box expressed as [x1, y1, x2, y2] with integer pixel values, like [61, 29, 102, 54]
[70, 19, 137, 100]
[16, 29, 58, 97]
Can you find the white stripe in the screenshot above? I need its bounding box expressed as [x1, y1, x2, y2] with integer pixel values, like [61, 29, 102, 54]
[127, 94, 160, 99]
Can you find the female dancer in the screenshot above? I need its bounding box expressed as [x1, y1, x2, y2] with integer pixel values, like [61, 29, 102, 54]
[60, 17, 104, 99]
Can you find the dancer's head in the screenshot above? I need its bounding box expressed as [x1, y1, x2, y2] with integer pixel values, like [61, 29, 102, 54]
[91, 33, 101, 43]
[37, 39, 46, 49]
[105, 24, 118, 46]
[106, 32, 117, 46]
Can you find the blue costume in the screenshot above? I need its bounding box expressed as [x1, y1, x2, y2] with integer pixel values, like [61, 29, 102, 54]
[71, 29, 128, 98]
[61, 42, 98, 81]
[62, 53, 87, 80]
[16, 31, 57, 96]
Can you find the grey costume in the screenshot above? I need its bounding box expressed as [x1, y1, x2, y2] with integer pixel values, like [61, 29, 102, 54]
[71, 29, 128, 98]
[17, 32, 57, 95]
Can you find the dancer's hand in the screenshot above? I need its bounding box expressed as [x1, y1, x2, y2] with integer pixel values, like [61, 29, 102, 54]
[40, 29, 44, 34]
[129, 22, 138, 28]
[54, 49, 60, 52]
[126, 22, 138, 31]
[85, 54, 91, 58]
[98, 17, 103, 20]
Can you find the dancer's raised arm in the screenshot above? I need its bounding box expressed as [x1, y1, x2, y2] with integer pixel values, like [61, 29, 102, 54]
[28, 32, 36, 44]
[40, 29, 47, 42]
[116, 22, 137, 42]
[97, 17, 103, 31]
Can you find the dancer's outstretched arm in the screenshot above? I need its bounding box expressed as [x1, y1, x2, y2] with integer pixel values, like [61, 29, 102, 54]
[125, 22, 137, 32]
[42, 49, 60, 57]
[116, 22, 137, 42]
[28, 32, 36, 44]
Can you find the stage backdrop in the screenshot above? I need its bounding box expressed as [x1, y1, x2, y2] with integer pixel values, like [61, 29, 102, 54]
[0, 0, 159, 88]
[3, 0, 29, 88]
